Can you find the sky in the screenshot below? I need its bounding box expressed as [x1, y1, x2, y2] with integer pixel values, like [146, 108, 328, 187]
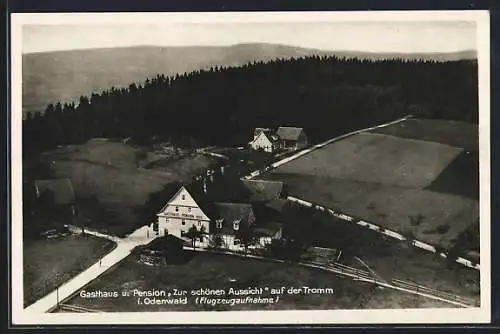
[22, 20, 477, 54]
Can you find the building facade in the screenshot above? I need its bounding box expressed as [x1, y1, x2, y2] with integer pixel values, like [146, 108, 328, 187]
[156, 186, 283, 252]
[250, 131, 278, 153]
[156, 186, 211, 238]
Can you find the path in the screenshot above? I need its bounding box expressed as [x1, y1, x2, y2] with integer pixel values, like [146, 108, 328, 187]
[24, 225, 157, 314]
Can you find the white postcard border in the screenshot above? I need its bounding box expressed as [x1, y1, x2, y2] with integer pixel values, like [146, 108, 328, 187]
[10, 10, 491, 325]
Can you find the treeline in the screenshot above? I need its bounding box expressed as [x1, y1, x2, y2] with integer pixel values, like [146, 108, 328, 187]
[23, 55, 478, 155]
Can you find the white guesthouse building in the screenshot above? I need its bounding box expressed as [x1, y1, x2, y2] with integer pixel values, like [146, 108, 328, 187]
[156, 186, 211, 239]
[156, 185, 282, 251]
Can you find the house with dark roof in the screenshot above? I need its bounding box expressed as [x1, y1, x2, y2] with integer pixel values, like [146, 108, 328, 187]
[250, 126, 308, 152]
[277, 127, 308, 150]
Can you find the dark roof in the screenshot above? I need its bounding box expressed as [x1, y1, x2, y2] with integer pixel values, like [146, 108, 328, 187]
[254, 222, 282, 237]
[277, 127, 305, 141]
[35, 178, 75, 204]
[265, 199, 289, 213]
[242, 180, 284, 203]
[213, 202, 254, 235]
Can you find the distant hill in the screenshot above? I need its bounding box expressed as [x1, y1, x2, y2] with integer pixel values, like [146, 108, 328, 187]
[22, 43, 477, 117]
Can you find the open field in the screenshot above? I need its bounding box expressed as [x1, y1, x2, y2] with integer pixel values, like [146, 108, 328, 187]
[370, 118, 479, 200]
[426, 150, 479, 199]
[59, 251, 451, 312]
[281, 203, 479, 303]
[369, 118, 478, 151]
[349, 237, 480, 303]
[271, 132, 462, 188]
[25, 139, 217, 235]
[23, 234, 116, 307]
[264, 137, 479, 247]
[271, 174, 478, 248]
[263, 124, 479, 251]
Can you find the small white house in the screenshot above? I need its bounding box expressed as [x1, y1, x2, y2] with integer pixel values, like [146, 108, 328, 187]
[250, 130, 278, 153]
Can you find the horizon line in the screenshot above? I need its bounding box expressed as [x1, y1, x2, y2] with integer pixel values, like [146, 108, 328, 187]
[22, 42, 478, 56]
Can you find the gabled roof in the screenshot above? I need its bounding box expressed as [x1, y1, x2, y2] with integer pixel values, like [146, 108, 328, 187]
[242, 179, 284, 203]
[214, 203, 254, 223]
[254, 127, 272, 138]
[265, 198, 289, 213]
[251, 131, 278, 146]
[35, 178, 75, 204]
[156, 183, 216, 218]
[254, 222, 282, 237]
[213, 202, 255, 235]
[277, 127, 305, 141]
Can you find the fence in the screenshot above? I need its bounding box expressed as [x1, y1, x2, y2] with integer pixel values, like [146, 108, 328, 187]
[287, 196, 480, 271]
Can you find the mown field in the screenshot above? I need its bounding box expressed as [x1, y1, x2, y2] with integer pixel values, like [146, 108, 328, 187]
[24, 234, 116, 307]
[24, 139, 218, 236]
[60, 251, 452, 312]
[370, 118, 479, 152]
[280, 202, 480, 304]
[263, 119, 479, 251]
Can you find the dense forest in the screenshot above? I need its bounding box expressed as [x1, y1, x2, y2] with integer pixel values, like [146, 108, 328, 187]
[22, 55, 478, 155]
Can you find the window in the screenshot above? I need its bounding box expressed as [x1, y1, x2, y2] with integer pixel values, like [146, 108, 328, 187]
[175, 206, 179, 212]
[188, 207, 192, 212]
[181, 220, 185, 226]
[182, 195, 185, 200]
[233, 220, 240, 231]
[198, 221, 202, 227]
[216, 219, 223, 229]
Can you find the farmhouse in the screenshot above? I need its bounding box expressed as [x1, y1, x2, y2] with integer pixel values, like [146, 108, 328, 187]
[250, 128, 279, 153]
[276, 127, 308, 150]
[250, 126, 308, 152]
[156, 184, 283, 251]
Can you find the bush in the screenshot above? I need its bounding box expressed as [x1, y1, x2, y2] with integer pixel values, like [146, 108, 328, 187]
[436, 224, 451, 234]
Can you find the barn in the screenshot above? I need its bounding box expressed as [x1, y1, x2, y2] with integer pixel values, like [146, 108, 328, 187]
[276, 127, 308, 150]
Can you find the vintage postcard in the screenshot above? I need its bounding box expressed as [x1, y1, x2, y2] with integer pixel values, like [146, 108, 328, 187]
[10, 10, 491, 325]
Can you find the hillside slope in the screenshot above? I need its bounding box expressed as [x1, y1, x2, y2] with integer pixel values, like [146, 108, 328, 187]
[22, 44, 476, 116]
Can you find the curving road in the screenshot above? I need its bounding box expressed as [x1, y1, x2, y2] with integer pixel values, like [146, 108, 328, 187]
[23, 226, 157, 314]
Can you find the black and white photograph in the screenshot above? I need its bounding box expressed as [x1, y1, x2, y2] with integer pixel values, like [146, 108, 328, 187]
[10, 11, 491, 325]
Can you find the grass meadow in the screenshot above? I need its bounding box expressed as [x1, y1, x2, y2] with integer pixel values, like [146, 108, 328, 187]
[23, 234, 116, 307]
